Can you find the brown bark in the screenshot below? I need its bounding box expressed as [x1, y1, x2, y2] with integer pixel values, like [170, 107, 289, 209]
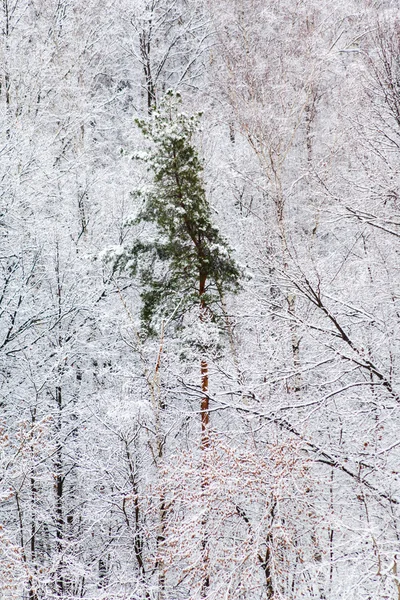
[199, 273, 209, 450]
[200, 359, 209, 450]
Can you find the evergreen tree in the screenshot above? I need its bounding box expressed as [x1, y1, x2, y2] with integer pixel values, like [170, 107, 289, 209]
[117, 92, 241, 334]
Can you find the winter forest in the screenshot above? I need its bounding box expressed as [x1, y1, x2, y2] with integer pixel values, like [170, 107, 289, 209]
[2, 0, 400, 598]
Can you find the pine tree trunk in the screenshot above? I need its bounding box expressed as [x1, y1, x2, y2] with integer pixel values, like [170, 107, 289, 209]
[199, 274, 209, 450]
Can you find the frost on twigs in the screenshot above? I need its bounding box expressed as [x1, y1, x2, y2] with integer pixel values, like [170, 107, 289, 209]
[0, 529, 26, 596]
[0, 418, 54, 595]
[155, 436, 320, 599]
[179, 310, 222, 361]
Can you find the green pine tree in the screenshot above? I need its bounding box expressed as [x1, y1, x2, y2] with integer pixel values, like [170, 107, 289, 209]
[117, 92, 241, 335]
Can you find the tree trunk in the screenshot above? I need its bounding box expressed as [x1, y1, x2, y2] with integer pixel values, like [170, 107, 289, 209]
[199, 273, 209, 450]
[139, 29, 156, 113]
[199, 273, 210, 596]
[55, 385, 64, 597]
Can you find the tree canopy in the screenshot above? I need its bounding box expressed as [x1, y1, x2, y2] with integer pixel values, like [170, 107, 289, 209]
[116, 93, 241, 332]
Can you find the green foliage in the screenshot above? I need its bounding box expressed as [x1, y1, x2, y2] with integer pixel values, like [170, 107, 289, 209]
[117, 92, 241, 332]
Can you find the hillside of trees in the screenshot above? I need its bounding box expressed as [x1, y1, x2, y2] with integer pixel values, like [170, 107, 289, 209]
[1, 1, 400, 598]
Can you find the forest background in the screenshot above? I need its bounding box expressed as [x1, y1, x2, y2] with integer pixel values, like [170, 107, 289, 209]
[1, 1, 400, 599]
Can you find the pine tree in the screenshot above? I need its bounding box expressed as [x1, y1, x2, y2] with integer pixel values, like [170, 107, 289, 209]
[115, 92, 241, 441]
[121, 92, 241, 334]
